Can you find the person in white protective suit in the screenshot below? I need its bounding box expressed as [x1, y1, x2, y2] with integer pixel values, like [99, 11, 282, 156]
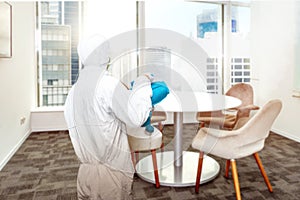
[64, 34, 153, 200]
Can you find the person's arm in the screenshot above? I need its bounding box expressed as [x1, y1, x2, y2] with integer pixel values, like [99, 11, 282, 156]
[110, 75, 153, 127]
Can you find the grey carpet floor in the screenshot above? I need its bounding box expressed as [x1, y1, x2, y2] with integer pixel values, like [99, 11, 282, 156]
[0, 124, 300, 200]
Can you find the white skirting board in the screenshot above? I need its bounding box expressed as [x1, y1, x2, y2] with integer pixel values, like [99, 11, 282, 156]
[272, 128, 300, 143]
[30, 109, 300, 144]
[30, 109, 198, 131]
[31, 108, 68, 132]
[0, 130, 31, 171]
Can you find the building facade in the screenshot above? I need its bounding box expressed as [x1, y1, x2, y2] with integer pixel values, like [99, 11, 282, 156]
[197, 7, 250, 94]
[40, 1, 80, 106]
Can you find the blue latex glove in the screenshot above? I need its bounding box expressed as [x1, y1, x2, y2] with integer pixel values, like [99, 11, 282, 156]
[143, 111, 155, 133]
[142, 81, 169, 133]
[150, 81, 170, 105]
[130, 78, 169, 134]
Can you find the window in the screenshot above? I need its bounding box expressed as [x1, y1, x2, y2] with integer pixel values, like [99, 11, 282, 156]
[143, 1, 251, 94]
[36, 1, 251, 107]
[36, 1, 137, 106]
[47, 79, 58, 86]
[144, 0, 222, 93]
[224, 4, 251, 90]
[37, 1, 81, 106]
[82, 1, 137, 85]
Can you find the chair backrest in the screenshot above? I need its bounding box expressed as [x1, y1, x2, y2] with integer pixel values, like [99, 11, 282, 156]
[226, 83, 254, 109]
[235, 99, 282, 148]
[151, 111, 167, 123]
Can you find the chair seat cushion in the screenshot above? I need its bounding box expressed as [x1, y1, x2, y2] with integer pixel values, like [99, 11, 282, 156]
[192, 128, 265, 160]
[192, 128, 237, 159]
[127, 126, 162, 151]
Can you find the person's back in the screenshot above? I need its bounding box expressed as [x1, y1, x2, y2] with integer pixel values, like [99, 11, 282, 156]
[64, 34, 153, 199]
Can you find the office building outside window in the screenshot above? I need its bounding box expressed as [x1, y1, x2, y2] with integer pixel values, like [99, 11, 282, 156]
[36, 1, 251, 107]
[38, 1, 81, 106]
[196, 5, 251, 93]
[231, 57, 251, 84]
[144, 1, 251, 94]
[228, 5, 251, 88]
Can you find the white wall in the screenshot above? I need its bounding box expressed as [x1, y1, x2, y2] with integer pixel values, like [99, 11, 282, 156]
[251, 1, 300, 142]
[0, 2, 36, 170]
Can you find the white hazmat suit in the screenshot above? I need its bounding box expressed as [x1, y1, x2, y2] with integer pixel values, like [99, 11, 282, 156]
[64, 34, 153, 199]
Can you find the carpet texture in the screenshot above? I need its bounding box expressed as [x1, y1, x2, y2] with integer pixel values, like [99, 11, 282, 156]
[0, 124, 300, 200]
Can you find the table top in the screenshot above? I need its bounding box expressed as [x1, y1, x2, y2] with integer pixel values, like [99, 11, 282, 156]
[155, 90, 241, 112]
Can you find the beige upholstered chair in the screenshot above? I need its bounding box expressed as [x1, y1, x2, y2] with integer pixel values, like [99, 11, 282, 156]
[151, 111, 167, 132]
[192, 99, 282, 200]
[127, 126, 163, 188]
[151, 111, 167, 149]
[197, 83, 259, 130]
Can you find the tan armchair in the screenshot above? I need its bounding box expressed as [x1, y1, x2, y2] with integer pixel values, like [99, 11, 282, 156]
[151, 111, 167, 149]
[192, 99, 282, 200]
[197, 83, 259, 130]
[127, 126, 163, 188]
[151, 111, 167, 132]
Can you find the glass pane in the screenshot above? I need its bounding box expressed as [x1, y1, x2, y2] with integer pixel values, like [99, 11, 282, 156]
[39, 1, 81, 106]
[83, 1, 137, 86]
[38, 1, 137, 106]
[83, 1, 136, 38]
[145, 1, 222, 93]
[227, 5, 251, 88]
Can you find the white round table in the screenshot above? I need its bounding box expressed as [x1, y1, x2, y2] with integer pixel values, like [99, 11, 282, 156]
[135, 91, 241, 187]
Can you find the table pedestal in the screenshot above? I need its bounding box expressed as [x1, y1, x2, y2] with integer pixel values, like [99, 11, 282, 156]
[135, 151, 220, 187]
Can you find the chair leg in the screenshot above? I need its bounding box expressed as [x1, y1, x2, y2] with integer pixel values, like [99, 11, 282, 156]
[158, 122, 165, 152]
[253, 153, 273, 192]
[160, 140, 165, 152]
[200, 122, 205, 128]
[151, 149, 160, 188]
[135, 151, 139, 162]
[158, 122, 164, 132]
[197, 122, 205, 132]
[131, 151, 136, 167]
[195, 151, 204, 194]
[231, 159, 241, 200]
[225, 159, 230, 178]
[161, 142, 164, 152]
